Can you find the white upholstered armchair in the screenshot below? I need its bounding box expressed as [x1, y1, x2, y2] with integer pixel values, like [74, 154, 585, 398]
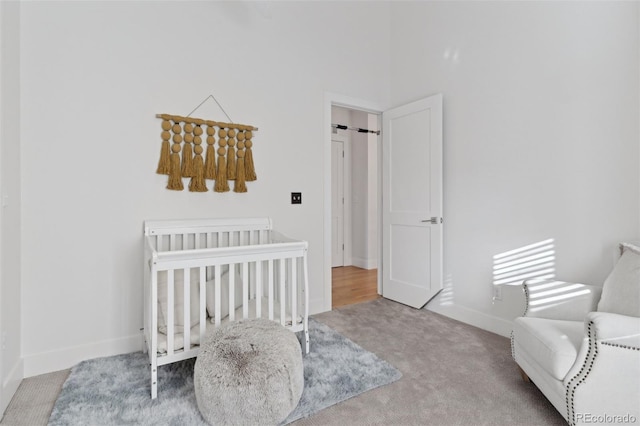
[511, 242, 640, 426]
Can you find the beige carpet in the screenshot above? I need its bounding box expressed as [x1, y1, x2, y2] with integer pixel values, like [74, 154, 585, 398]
[1, 369, 69, 426]
[1, 298, 565, 425]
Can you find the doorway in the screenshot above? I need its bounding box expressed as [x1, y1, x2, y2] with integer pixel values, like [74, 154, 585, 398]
[323, 92, 444, 313]
[330, 104, 380, 308]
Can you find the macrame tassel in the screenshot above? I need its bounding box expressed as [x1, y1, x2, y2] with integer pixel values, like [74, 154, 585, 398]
[204, 126, 217, 180]
[167, 151, 184, 190]
[214, 148, 229, 192]
[156, 120, 172, 175]
[234, 152, 247, 193]
[189, 125, 208, 192]
[234, 131, 247, 193]
[227, 146, 236, 180]
[167, 123, 184, 190]
[227, 129, 236, 180]
[245, 131, 257, 181]
[189, 152, 208, 192]
[214, 128, 230, 192]
[156, 140, 170, 175]
[181, 123, 194, 178]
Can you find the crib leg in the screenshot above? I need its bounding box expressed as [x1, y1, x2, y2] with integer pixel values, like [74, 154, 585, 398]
[304, 329, 310, 354]
[151, 364, 158, 399]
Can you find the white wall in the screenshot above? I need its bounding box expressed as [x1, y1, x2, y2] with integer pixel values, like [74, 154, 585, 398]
[0, 0, 23, 415]
[19, 1, 391, 376]
[389, 1, 640, 334]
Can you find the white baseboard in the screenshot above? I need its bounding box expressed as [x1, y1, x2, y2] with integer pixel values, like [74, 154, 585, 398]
[425, 300, 513, 338]
[351, 257, 377, 270]
[1, 358, 23, 418]
[23, 334, 143, 378]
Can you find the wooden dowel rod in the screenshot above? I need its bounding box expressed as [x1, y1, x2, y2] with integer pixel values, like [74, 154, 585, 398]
[155, 113, 258, 131]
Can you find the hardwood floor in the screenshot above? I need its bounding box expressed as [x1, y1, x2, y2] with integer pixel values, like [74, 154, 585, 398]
[332, 266, 380, 308]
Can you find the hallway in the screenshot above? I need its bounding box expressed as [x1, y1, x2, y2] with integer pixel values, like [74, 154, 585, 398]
[331, 266, 380, 308]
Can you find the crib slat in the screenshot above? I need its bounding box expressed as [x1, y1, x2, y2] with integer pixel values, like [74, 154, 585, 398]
[229, 264, 236, 321]
[170, 234, 176, 251]
[199, 266, 206, 345]
[183, 268, 190, 352]
[214, 265, 221, 326]
[242, 262, 249, 318]
[268, 259, 274, 320]
[241, 263, 248, 319]
[256, 260, 262, 318]
[167, 270, 175, 356]
[206, 233, 214, 278]
[279, 259, 286, 326]
[248, 260, 255, 306]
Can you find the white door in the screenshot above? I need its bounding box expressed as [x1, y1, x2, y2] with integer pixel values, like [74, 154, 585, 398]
[382, 94, 443, 308]
[331, 139, 345, 267]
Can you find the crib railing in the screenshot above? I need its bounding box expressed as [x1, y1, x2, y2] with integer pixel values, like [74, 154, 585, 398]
[146, 217, 273, 252]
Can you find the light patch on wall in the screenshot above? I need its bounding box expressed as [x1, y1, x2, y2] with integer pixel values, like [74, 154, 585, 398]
[443, 47, 461, 64]
[493, 239, 556, 286]
[437, 273, 455, 306]
[527, 281, 593, 314]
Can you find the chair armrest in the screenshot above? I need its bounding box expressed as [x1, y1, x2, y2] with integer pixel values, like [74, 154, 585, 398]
[564, 312, 640, 424]
[586, 311, 640, 348]
[522, 279, 602, 321]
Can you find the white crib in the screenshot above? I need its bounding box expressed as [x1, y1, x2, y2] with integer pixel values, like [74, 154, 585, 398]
[143, 217, 310, 399]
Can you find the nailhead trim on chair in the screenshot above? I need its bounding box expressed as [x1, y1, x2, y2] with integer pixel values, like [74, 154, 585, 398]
[512, 281, 530, 363]
[510, 331, 516, 361]
[522, 283, 531, 317]
[565, 321, 597, 426]
[601, 342, 640, 351]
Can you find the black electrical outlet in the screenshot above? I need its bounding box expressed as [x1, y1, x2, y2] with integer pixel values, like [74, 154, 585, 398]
[291, 192, 302, 204]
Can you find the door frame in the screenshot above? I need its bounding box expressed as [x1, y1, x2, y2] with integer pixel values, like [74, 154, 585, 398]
[330, 134, 348, 268]
[323, 92, 386, 312]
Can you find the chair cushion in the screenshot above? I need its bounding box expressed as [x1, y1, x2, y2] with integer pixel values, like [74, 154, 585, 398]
[512, 317, 584, 380]
[597, 242, 640, 317]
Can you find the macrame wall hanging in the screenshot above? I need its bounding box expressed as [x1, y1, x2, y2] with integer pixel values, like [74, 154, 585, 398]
[155, 96, 257, 193]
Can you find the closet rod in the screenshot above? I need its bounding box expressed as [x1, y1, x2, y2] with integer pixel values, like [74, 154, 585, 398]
[331, 123, 380, 135]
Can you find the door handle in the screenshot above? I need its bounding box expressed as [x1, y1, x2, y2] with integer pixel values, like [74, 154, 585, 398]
[421, 217, 442, 224]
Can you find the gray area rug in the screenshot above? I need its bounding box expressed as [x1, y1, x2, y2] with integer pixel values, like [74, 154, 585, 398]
[47, 318, 401, 425]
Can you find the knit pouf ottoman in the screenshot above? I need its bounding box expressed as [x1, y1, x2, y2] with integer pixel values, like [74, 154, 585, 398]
[194, 318, 304, 426]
